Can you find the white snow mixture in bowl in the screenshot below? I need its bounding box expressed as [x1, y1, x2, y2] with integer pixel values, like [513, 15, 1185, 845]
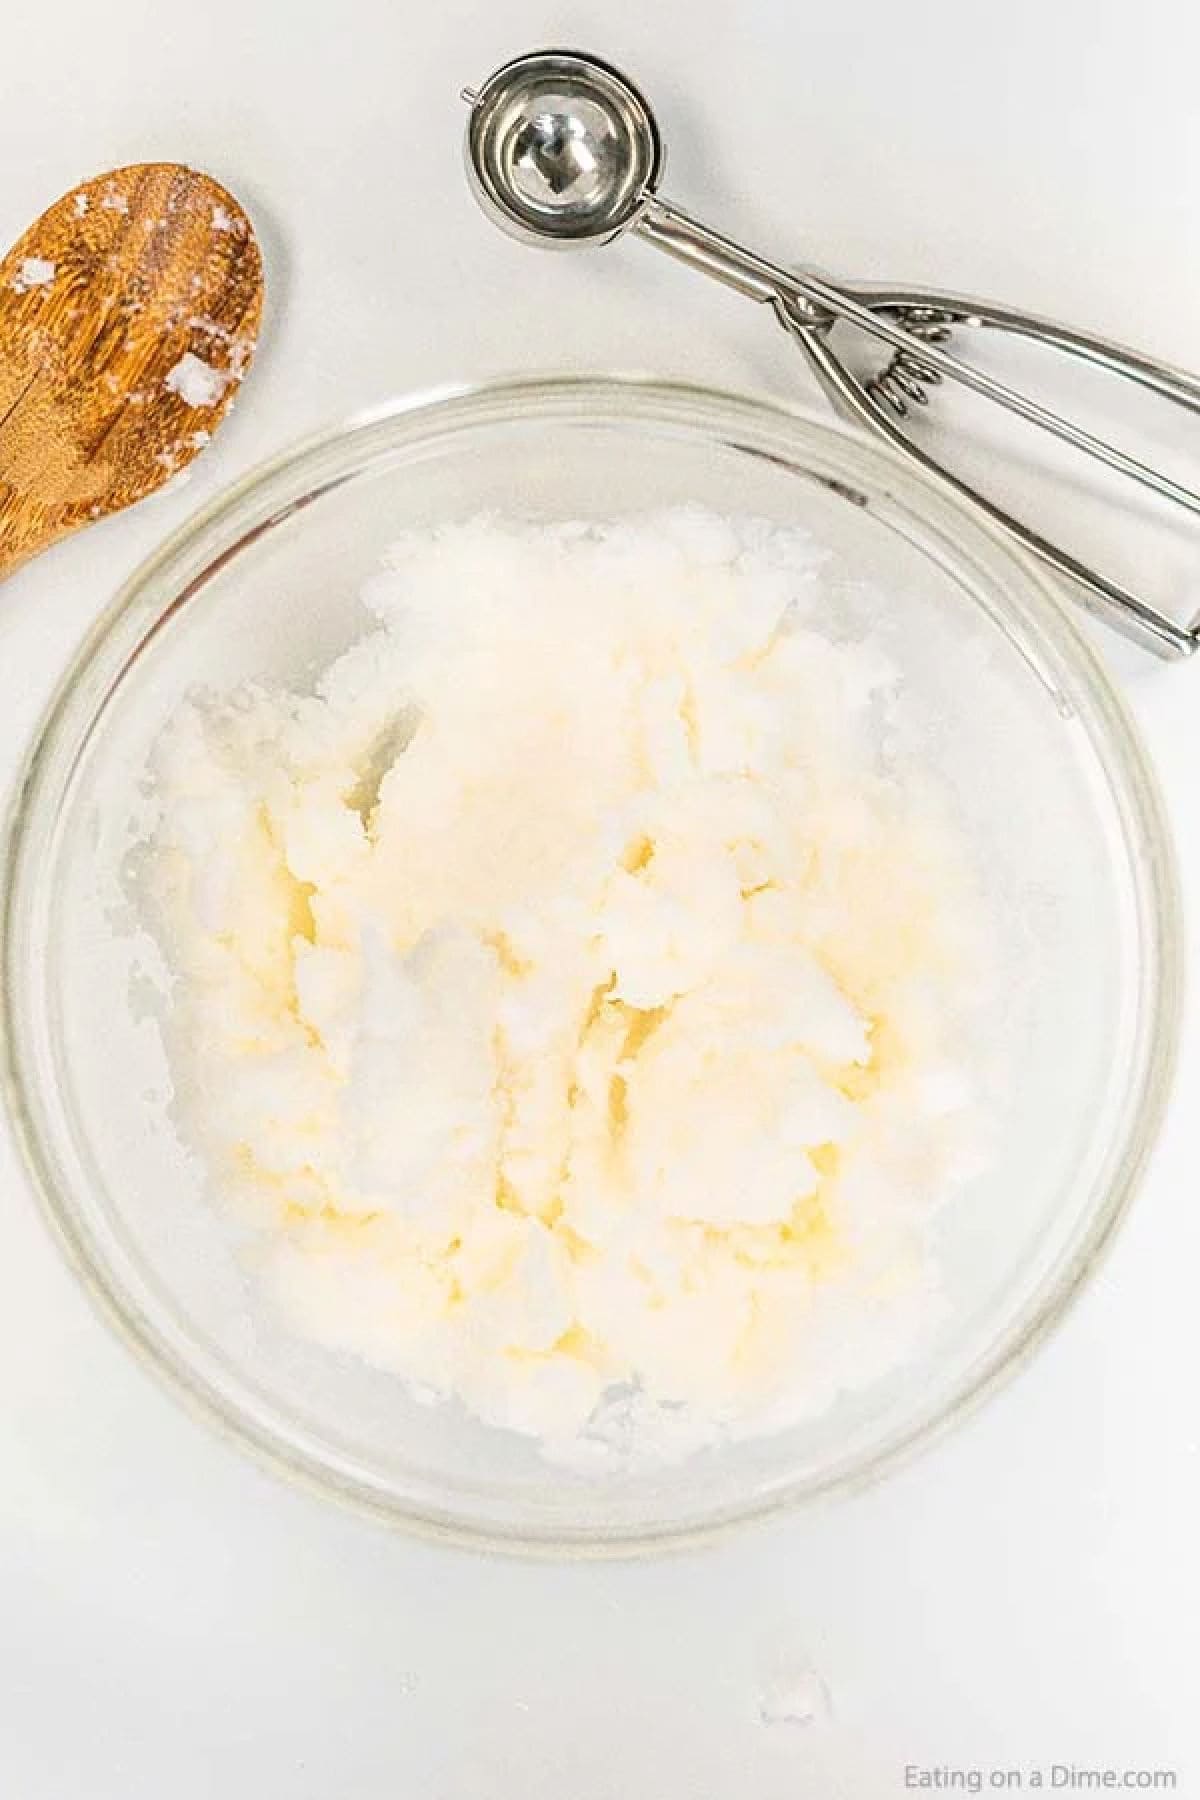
[140, 509, 987, 1465]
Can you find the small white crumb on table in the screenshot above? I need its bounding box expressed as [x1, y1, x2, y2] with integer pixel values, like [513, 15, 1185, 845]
[758, 1662, 831, 1728]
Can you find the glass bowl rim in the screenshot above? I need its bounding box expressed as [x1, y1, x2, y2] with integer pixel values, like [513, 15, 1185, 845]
[0, 373, 1182, 1555]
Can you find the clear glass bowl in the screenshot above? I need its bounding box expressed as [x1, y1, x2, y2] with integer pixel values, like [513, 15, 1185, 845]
[1, 377, 1180, 1553]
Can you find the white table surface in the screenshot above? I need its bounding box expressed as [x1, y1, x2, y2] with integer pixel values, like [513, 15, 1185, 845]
[2, 0, 1197, 1793]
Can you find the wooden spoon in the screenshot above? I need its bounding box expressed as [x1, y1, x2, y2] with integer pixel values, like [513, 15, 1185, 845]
[0, 163, 264, 579]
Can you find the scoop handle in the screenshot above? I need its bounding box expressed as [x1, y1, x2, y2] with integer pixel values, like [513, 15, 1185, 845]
[847, 284, 1200, 414]
[637, 195, 1200, 655]
[780, 297, 1200, 660]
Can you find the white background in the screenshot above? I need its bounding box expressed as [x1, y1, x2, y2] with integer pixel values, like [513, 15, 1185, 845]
[1, 1, 1197, 1793]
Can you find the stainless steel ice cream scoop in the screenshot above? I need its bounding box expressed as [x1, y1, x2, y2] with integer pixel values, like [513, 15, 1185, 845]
[462, 48, 1200, 658]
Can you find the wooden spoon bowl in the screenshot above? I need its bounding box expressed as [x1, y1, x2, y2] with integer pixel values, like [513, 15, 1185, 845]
[0, 163, 263, 578]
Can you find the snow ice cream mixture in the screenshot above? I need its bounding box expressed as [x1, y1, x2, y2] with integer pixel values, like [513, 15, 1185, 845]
[140, 511, 985, 1463]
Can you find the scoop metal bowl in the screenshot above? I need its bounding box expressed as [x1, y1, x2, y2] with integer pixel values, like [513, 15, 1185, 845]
[465, 51, 661, 246]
